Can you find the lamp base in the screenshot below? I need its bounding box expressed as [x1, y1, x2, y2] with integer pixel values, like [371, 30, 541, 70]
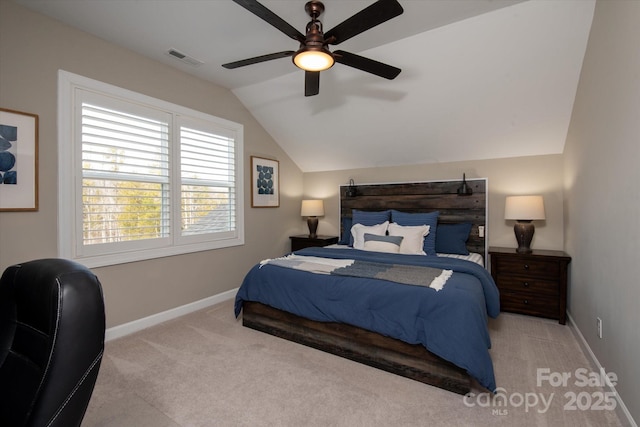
[514, 221, 534, 254]
[307, 216, 318, 239]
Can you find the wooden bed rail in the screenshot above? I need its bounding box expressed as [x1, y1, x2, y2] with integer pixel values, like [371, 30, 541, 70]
[242, 301, 472, 395]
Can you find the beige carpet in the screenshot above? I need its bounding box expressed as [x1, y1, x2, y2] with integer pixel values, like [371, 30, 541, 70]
[83, 299, 628, 426]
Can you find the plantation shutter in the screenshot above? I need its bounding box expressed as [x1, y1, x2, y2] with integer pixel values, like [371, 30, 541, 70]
[179, 120, 237, 237]
[60, 72, 244, 266]
[80, 101, 170, 246]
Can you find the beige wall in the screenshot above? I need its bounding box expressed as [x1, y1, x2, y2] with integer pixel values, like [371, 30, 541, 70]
[0, 1, 303, 327]
[302, 155, 565, 252]
[563, 0, 640, 421]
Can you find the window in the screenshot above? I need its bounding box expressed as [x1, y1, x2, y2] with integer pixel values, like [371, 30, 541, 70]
[58, 71, 244, 267]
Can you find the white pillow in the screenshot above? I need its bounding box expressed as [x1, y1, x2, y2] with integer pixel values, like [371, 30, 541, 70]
[388, 222, 430, 255]
[351, 221, 389, 250]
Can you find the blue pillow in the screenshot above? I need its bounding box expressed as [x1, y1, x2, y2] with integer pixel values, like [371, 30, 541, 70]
[391, 210, 439, 255]
[349, 210, 392, 246]
[363, 233, 404, 253]
[338, 217, 352, 245]
[435, 223, 472, 255]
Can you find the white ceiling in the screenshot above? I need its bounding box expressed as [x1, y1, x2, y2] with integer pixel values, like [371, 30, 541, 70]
[15, 0, 595, 172]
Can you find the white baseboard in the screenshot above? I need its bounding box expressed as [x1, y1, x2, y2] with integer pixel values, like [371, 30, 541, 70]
[567, 311, 637, 427]
[105, 288, 238, 342]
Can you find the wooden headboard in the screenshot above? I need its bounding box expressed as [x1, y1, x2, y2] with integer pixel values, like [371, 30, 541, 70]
[339, 179, 487, 261]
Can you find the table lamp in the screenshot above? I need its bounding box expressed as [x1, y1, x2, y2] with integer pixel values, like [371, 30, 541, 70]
[301, 199, 324, 239]
[504, 195, 545, 254]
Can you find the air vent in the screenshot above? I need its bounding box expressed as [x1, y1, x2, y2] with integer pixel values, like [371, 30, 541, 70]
[165, 49, 204, 67]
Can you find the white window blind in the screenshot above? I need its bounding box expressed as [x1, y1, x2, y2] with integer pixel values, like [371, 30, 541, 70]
[81, 103, 170, 245]
[179, 124, 236, 237]
[58, 71, 244, 267]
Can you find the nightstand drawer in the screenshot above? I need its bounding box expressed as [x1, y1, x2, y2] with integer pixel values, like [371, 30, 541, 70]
[496, 276, 558, 296]
[494, 258, 559, 279]
[500, 292, 558, 319]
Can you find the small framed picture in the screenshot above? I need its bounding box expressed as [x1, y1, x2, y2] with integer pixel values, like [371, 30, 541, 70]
[0, 108, 39, 211]
[251, 156, 279, 208]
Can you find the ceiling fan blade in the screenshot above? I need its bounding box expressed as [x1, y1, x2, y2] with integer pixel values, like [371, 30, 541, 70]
[305, 71, 320, 97]
[324, 0, 403, 45]
[222, 51, 295, 69]
[232, 0, 305, 43]
[334, 50, 401, 80]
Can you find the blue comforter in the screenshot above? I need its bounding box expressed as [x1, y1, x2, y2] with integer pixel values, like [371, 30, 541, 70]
[234, 247, 500, 392]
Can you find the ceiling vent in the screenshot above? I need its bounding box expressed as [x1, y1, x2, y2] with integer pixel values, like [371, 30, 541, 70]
[165, 49, 204, 67]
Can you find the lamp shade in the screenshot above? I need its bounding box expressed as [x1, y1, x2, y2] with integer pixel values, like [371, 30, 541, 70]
[301, 199, 324, 217]
[504, 196, 545, 220]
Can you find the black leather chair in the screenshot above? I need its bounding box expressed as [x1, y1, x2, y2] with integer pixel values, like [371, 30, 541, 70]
[0, 258, 105, 427]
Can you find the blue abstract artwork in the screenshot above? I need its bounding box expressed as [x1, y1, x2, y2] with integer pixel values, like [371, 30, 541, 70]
[251, 156, 279, 207]
[256, 164, 274, 195]
[0, 124, 18, 185]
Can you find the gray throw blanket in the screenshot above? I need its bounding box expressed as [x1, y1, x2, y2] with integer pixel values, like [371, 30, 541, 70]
[331, 260, 451, 290]
[262, 255, 452, 290]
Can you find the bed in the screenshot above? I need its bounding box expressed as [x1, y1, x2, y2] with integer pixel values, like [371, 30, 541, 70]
[235, 179, 499, 395]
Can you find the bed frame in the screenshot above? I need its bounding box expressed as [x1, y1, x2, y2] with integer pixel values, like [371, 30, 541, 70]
[242, 179, 488, 395]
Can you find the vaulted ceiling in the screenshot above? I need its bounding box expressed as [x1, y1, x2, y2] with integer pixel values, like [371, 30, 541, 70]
[15, 0, 595, 172]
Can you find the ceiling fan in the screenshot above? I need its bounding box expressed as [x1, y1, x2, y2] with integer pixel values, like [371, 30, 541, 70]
[222, 0, 404, 96]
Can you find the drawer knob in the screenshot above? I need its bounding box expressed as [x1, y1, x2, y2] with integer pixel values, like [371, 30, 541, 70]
[524, 264, 530, 270]
[523, 282, 530, 287]
[524, 299, 529, 305]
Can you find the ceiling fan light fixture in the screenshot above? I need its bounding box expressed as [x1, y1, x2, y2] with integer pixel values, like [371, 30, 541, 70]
[293, 47, 334, 72]
[226, 0, 404, 94]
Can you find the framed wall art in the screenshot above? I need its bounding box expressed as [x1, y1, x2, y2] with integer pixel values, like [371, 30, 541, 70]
[251, 156, 279, 208]
[0, 108, 39, 211]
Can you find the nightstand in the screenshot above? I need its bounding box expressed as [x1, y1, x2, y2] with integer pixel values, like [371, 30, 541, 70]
[489, 247, 571, 324]
[290, 235, 339, 252]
